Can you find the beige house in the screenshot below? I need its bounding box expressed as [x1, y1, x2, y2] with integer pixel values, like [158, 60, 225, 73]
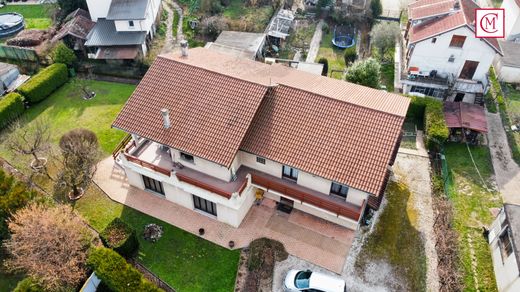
[111, 47, 409, 230]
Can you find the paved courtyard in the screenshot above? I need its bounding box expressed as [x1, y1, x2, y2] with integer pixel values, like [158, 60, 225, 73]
[94, 157, 355, 273]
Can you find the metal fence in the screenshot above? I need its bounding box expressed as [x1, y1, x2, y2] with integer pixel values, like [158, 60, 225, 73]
[439, 151, 455, 198]
[0, 45, 38, 62]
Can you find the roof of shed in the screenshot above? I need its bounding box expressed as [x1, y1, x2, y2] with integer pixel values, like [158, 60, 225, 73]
[443, 101, 488, 133]
[85, 19, 146, 46]
[499, 41, 520, 68]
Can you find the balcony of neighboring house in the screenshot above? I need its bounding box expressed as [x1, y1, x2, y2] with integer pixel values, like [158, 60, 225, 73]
[401, 67, 452, 87]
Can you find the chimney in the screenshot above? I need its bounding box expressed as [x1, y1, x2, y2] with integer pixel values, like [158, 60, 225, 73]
[453, 0, 460, 10]
[161, 108, 170, 129]
[180, 39, 188, 57]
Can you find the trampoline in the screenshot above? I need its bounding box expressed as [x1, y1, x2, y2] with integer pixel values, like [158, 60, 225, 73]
[332, 26, 355, 49]
[0, 13, 24, 39]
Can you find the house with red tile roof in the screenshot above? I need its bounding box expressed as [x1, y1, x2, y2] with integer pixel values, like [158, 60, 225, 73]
[400, 0, 502, 104]
[111, 47, 409, 230]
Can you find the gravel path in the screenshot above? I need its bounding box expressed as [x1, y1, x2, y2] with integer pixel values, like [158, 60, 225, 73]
[305, 20, 324, 63]
[161, 0, 183, 54]
[486, 111, 520, 204]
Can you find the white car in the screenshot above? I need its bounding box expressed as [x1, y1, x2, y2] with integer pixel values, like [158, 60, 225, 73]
[283, 269, 347, 292]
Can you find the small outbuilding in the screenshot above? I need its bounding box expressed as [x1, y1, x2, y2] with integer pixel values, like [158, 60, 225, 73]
[52, 9, 95, 55]
[494, 41, 520, 84]
[204, 31, 266, 60]
[443, 101, 488, 145]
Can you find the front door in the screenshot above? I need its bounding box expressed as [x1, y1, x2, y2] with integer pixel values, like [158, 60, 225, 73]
[459, 60, 479, 80]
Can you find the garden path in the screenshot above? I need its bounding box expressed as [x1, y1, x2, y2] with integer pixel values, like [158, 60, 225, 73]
[305, 19, 324, 63]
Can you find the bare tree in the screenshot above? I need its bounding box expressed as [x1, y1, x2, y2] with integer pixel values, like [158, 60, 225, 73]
[74, 64, 96, 100]
[7, 119, 51, 170]
[56, 129, 101, 200]
[3, 203, 92, 291]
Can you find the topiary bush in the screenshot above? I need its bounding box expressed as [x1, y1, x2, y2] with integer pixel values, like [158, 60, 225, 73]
[0, 92, 24, 129]
[87, 247, 163, 292]
[17, 63, 69, 104]
[100, 218, 139, 258]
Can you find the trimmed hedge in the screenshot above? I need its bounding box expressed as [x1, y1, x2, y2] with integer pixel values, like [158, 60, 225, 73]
[17, 63, 69, 104]
[88, 247, 163, 292]
[0, 92, 24, 129]
[100, 218, 139, 258]
[407, 96, 449, 149]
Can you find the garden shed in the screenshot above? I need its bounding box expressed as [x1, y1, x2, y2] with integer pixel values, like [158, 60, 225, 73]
[444, 101, 488, 145]
[204, 31, 266, 60]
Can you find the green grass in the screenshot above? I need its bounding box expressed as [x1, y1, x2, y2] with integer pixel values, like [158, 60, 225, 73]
[356, 181, 426, 291]
[317, 31, 347, 79]
[380, 62, 394, 92]
[444, 143, 501, 291]
[75, 185, 240, 292]
[0, 270, 23, 291]
[501, 84, 520, 165]
[0, 79, 135, 166]
[221, 0, 274, 32]
[0, 5, 53, 29]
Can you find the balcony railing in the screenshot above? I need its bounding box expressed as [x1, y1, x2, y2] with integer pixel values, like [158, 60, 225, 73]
[401, 73, 450, 86]
[175, 166, 249, 199]
[124, 153, 172, 176]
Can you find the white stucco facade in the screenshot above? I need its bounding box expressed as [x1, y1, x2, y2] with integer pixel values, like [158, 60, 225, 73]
[494, 58, 520, 83]
[503, 0, 520, 40]
[86, 0, 111, 21]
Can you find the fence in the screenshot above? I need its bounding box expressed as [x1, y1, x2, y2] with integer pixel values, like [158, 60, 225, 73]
[0, 45, 39, 62]
[439, 150, 455, 199]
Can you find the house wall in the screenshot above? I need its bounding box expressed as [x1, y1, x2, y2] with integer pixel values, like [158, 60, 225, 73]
[408, 26, 496, 84]
[495, 58, 520, 83]
[503, 0, 520, 40]
[86, 0, 112, 21]
[170, 148, 232, 182]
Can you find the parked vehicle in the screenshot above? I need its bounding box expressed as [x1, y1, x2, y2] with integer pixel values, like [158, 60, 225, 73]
[283, 269, 346, 292]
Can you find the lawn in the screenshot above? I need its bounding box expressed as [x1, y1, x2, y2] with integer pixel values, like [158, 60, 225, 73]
[501, 84, 520, 164]
[0, 4, 53, 29]
[75, 185, 240, 292]
[444, 143, 501, 291]
[355, 181, 426, 291]
[0, 269, 22, 291]
[317, 31, 347, 79]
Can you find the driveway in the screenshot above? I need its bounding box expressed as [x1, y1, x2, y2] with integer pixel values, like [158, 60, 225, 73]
[487, 111, 520, 204]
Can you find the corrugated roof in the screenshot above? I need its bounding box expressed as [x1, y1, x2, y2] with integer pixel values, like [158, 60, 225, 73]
[85, 19, 146, 46]
[106, 0, 148, 20]
[443, 101, 488, 133]
[499, 40, 520, 68]
[53, 14, 95, 41]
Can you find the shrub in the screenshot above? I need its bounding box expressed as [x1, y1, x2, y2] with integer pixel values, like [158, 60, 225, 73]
[0, 92, 24, 129]
[318, 57, 328, 76]
[88, 247, 164, 292]
[100, 218, 139, 258]
[321, 23, 329, 34]
[14, 278, 44, 292]
[371, 0, 382, 18]
[344, 46, 357, 65]
[245, 238, 288, 291]
[51, 42, 77, 66]
[407, 96, 449, 149]
[200, 16, 228, 39]
[345, 58, 381, 89]
[17, 63, 69, 104]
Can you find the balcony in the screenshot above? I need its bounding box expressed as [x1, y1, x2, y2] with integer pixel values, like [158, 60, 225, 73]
[401, 72, 450, 86]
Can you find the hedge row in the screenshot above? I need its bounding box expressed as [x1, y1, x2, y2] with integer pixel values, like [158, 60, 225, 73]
[100, 218, 139, 258]
[0, 92, 24, 129]
[17, 63, 69, 104]
[88, 247, 163, 292]
[407, 96, 449, 149]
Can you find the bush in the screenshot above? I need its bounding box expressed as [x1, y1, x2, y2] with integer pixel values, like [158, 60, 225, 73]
[51, 42, 77, 66]
[407, 96, 449, 149]
[344, 46, 357, 65]
[317, 57, 328, 76]
[14, 278, 44, 292]
[345, 58, 381, 89]
[88, 247, 163, 292]
[100, 218, 139, 258]
[321, 23, 329, 34]
[0, 92, 24, 129]
[17, 63, 69, 104]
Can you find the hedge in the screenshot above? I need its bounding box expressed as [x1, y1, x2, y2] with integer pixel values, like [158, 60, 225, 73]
[0, 92, 24, 129]
[13, 278, 44, 292]
[88, 247, 163, 292]
[17, 63, 69, 104]
[100, 218, 139, 258]
[407, 96, 449, 149]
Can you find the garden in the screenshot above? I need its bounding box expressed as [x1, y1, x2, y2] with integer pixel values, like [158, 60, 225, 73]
[0, 4, 53, 30]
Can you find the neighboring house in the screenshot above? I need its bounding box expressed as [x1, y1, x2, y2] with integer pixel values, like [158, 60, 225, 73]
[52, 9, 95, 56]
[111, 47, 409, 230]
[84, 0, 161, 60]
[401, 0, 502, 104]
[489, 204, 520, 292]
[204, 31, 266, 60]
[494, 0, 520, 83]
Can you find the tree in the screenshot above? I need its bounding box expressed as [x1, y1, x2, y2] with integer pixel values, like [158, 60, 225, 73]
[318, 58, 328, 76]
[200, 16, 228, 39]
[57, 0, 87, 17]
[51, 42, 77, 66]
[370, 0, 382, 18]
[345, 58, 381, 89]
[370, 22, 400, 60]
[344, 46, 357, 65]
[73, 65, 96, 100]
[57, 129, 101, 200]
[3, 203, 92, 291]
[7, 119, 51, 171]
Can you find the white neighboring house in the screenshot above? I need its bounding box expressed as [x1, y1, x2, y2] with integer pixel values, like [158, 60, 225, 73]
[85, 0, 161, 60]
[489, 204, 520, 292]
[494, 0, 520, 83]
[400, 0, 502, 103]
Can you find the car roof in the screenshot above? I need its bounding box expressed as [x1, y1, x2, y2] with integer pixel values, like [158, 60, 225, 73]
[309, 272, 345, 291]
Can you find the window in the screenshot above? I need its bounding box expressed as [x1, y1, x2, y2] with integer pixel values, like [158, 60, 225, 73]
[449, 35, 466, 48]
[180, 152, 194, 163]
[256, 157, 266, 164]
[448, 54, 455, 63]
[193, 195, 217, 216]
[129, 20, 135, 27]
[142, 175, 164, 195]
[499, 228, 513, 261]
[431, 37, 437, 43]
[410, 86, 445, 98]
[294, 271, 311, 289]
[282, 165, 299, 181]
[330, 182, 349, 198]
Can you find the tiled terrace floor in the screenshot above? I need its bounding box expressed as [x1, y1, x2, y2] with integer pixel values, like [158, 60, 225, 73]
[94, 157, 355, 273]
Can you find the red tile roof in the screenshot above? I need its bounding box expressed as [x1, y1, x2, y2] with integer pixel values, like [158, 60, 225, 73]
[443, 101, 488, 133]
[408, 0, 501, 54]
[113, 48, 410, 195]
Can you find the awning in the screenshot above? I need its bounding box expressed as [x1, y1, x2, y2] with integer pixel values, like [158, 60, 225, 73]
[444, 101, 488, 133]
[96, 47, 139, 59]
